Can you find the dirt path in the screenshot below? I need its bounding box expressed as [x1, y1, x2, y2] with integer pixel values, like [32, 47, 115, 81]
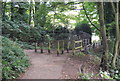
[19, 50, 100, 79]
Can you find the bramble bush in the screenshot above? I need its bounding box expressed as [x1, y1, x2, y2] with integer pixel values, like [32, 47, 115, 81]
[2, 36, 29, 79]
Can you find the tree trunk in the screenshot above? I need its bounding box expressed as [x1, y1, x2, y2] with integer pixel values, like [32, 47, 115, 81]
[0, 1, 2, 35]
[111, 1, 120, 69]
[2, 2, 6, 21]
[0, 2, 2, 18]
[11, 2, 14, 21]
[34, 2, 40, 27]
[29, 0, 32, 25]
[97, 2, 109, 71]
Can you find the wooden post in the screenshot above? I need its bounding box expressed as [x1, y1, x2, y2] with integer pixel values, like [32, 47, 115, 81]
[85, 39, 86, 47]
[85, 39, 87, 50]
[57, 40, 60, 56]
[48, 41, 51, 54]
[82, 39, 85, 47]
[87, 39, 89, 45]
[72, 40, 75, 55]
[87, 39, 89, 50]
[67, 40, 69, 53]
[61, 40, 64, 54]
[35, 42, 37, 52]
[93, 42, 95, 49]
[80, 40, 82, 51]
[41, 42, 43, 53]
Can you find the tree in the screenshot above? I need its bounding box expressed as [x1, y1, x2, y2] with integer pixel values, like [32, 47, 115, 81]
[82, 3, 100, 32]
[34, 2, 48, 27]
[11, 2, 14, 21]
[0, 1, 2, 36]
[75, 23, 92, 43]
[111, 1, 120, 69]
[28, 0, 32, 25]
[2, 2, 6, 21]
[78, 2, 100, 35]
[97, 1, 109, 71]
[104, 2, 115, 37]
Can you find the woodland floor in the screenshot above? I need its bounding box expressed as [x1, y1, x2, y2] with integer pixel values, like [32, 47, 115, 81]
[19, 49, 100, 79]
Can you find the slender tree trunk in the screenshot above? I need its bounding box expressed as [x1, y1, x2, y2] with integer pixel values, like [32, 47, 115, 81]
[11, 2, 14, 21]
[98, 2, 109, 71]
[2, 2, 6, 21]
[29, 0, 32, 25]
[34, 2, 40, 27]
[0, 1, 2, 36]
[32, 4, 35, 27]
[0, 2, 2, 18]
[111, 1, 120, 69]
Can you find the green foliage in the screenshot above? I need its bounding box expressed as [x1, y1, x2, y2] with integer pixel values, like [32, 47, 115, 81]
[3, 2, 29, 23]
[2, 18, 46, 42]
[79, 73, 94, 80]
[109, 69, 120, 79]
[99, 71, 113, 79]
[75, 23, 92, 35]
[75, 52, 85, 56]
[104, 2, 116, 37]
[2, 36, 29, 79]
[99, 70, 120, 79]
[2, 19, 31, 42]
[78, 2, 100, 33]
[106, 39, 120, 79]
[53, 26, 69, 40]
[2, 2, 119, 79]
[17, 41, 35, 49]
[106, 22, 116, 38]
[34, 3, 48, 27]
[30, 26, 46, 42]
[2, 2, 47, 43]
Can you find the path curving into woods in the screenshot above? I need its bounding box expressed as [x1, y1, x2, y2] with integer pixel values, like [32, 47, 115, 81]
[19, 50, 100, 79]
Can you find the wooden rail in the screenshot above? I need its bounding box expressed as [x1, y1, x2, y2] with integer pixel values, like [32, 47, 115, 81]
[72, 40, 82, 55]
[35, 40, 83, 56]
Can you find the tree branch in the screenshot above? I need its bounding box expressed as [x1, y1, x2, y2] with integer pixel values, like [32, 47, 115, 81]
[82, 3, 100, 31]
[111, 0, 116, 14]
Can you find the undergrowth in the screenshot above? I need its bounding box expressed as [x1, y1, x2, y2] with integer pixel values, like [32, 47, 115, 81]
[2, 36, 29, 79]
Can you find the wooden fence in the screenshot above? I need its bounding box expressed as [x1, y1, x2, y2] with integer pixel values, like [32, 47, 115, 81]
[72, 40, 82, 55]
[35, 40, 83, 56]
[34, 39, 102, 55]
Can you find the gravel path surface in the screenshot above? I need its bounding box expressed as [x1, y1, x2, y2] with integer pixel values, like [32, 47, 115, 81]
[20, 50, 68, 79]
[19, 50, 99, 79]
